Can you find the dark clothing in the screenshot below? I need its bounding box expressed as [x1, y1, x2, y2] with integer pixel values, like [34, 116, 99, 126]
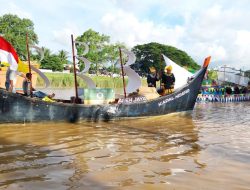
[23, 79, 45, 97]
[161, 73, 175, 89]
[147, 73, 159, 87]
[225, 87, 232, 95]
[241, 87, 247, 94]
[33, 91, 47, 98]
[234, 86, 240, 94]
[22, 79, 31, 96]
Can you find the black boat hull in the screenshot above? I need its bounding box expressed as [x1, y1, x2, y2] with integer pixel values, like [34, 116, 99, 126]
[0, 67, 207, 123]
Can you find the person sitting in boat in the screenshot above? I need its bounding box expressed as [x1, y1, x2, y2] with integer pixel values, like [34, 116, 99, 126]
[5, 67, 26, 93]
[225, 86, 232, 95]
[23, 73, 55, 100]
[22, 73, 35, 96]
[161, 65, 175, 95]
[234, 85, 240, 95]
[212, 79, 217, 86]
[247, 81, 250, 92]
[147, 66, 159, 88]
[241, 86, 248, 94]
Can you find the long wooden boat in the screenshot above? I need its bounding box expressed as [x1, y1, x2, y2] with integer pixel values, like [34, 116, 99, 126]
[197, 92, 250, 103]
[0, 57, 210, 123]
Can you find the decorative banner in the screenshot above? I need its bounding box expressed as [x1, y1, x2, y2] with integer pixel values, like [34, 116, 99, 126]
[0, 36, 50, 88]
[120, 49, 136, 66]
[75, 42, 96, 89]
[116, 49, 142, 93]
[76, 56, 91, 73]
[0, 36, 19, 71]
[83, 88, 115, 105]
[29, 45, 44, 62]
[75, 41, 89, 55]
[30, 65, 50, 88]
[77, 73, 96, 89]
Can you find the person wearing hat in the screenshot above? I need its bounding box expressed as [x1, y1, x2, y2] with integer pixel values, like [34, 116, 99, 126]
[161, 65, 175, 95]
[147, 66, 159, 88]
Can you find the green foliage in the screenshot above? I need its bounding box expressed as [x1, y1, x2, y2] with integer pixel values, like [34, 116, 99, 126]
[132, 42, 200, 76]
[75, 29, 125, 74]
[39, 48, 68, 71]
[106, 65, 120, 74]
[40, 54, 64, 71]
[0, 14, 38, 60]
[57, 50, 69, 66]
[208, 70, 218, 80]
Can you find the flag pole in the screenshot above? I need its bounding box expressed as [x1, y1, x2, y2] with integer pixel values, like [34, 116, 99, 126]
[160, 54, 163, 86]
[119, 47, 126, 98]
[26, 33, 32, 96]
[71, 34, 79, 103]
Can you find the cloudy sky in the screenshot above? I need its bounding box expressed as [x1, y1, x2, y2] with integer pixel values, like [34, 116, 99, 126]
[1, 0, 250, 70]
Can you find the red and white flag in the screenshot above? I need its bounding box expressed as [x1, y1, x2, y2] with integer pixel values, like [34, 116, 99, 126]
[0, 36, 19, 71]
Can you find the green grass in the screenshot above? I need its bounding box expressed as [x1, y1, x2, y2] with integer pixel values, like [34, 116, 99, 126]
[37, 73, 147, 88]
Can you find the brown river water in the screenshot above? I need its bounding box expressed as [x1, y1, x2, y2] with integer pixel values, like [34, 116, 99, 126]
[0, 102, 250, 190]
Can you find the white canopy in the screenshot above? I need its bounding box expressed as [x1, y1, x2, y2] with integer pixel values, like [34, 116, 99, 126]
[162, 54, 193, 89]
[217, 71, 249, 87]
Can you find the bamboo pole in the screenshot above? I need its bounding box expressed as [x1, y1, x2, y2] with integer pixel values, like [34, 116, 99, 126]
[119, 47, 126, 98]
[26, 33, 32, 96]
[160, 54, 164, 86]
[71, 34, 79, 103]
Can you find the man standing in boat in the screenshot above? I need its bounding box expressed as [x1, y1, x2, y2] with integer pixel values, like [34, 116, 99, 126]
[161, 65, 175, 95]
[5, 66, 26, 93]
[147, 66, 159, 88]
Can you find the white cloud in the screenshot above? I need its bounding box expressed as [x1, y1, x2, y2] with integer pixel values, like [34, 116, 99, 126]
[97, 2, 250, 69]
[1, 0, 250, 70]
[234, 30, 250, 65]
[180, 4, 250, 69]
[53, 25, 80, 46]
[51, 22, 83, 55]
[100, 10, 185, 48]
[0, 2, 32, 19]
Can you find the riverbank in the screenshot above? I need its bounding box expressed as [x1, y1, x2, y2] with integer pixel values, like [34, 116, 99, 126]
[37, 73, 147, 88]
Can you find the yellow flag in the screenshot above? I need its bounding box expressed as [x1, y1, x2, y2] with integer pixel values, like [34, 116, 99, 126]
[17, 59, 30, 73]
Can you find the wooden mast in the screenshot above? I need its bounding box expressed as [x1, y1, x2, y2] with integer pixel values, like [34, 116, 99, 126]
[119, 47, 126, 98]
[71, 34, 79, 103]
[26, 33, 32, 96]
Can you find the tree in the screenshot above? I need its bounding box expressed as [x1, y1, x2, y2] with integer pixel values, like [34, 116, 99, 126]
[0, 14, 38, 60]
[208, 70, 218, 80]
[40, 48, 65, 71]
[58, 50, 68, 65]
[39, 47, 51, 68]
[43, 47, 52, 58]
[75, 29, 125, 74]
[132, 42, 200, 76]
[40, 54, 63, 71]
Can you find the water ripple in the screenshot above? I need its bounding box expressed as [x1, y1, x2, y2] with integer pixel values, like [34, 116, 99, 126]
[0, 102, 250, 189]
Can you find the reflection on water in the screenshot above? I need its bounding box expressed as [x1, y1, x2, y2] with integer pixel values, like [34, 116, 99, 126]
[0, 102, 250, 189]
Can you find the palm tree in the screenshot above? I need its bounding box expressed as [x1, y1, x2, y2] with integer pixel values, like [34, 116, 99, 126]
[43, 47, 52, 58]
[58, 50, 68, 61]
[40, 47, 52, 69]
